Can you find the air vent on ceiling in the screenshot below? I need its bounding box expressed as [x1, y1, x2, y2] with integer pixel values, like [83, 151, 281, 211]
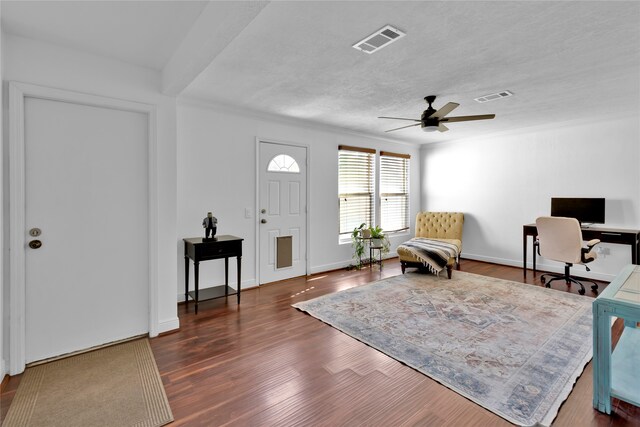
[474, 90, 514, 103]
[352, 25, 406, 54]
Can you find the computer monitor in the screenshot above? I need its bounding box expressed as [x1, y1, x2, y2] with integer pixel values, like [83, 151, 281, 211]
[550, 197, 605, 225]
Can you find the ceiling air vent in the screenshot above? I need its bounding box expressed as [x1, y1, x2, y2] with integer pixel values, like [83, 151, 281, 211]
[352, 25, 406, 54]
[474, 90, 514, 103]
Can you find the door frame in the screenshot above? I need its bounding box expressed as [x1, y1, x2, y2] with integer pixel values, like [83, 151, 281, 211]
[255, 138, 310, 285]
[8, 81, 159, 375]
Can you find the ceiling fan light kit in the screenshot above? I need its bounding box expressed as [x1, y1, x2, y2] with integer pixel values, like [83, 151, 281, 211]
[379, 95, 496, 134]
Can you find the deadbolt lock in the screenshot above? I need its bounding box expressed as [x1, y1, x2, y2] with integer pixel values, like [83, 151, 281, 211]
[29, 240, 42, 249]
[29, 228, 42, 237]
[261, 209, 266, 214]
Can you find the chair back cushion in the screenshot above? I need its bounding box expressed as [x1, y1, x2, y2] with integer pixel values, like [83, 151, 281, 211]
[415, 212, 464, 240]
[536, 216, 584, 264]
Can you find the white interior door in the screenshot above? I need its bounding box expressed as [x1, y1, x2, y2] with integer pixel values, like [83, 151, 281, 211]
[24, 97, 149, 363]
[259, 142, 307, 284]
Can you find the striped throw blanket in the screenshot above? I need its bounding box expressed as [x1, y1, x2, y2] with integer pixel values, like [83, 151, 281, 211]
[398, 238, 460, 275]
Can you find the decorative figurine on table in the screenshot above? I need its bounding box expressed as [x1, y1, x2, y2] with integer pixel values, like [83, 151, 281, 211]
[202, 212, 218, 240]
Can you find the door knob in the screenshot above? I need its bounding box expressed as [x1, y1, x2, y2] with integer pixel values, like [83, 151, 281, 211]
[261, 219, 267, 224]
[29, 240, 42, 249]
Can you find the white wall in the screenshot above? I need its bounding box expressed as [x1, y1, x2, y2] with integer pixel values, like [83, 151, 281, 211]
[421, 115, 640, 281]
[177, 100, 421, 294]
[1, 34, 179, 369]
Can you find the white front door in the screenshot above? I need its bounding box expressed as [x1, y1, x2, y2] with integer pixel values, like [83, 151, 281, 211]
[24, 97, 149, 363]
[258, 142, 307, 284]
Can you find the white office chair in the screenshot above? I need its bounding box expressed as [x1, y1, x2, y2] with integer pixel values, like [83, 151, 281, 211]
[535, 216, 600, 295]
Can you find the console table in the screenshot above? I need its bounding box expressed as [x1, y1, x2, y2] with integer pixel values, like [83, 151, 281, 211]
[184, 235, 243, 314]
[593, 264, 640, 414]
[522, 224, 640, 276]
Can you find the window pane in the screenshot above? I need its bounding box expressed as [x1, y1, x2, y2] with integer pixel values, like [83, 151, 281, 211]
[338, 149, 374, 235]
[380, 155, 409, 232]
[267, 154, 300, 173]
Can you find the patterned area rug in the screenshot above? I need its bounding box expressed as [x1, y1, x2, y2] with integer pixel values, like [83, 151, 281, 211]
[2, 338, 173, 427]
[293, 271, 592, 426]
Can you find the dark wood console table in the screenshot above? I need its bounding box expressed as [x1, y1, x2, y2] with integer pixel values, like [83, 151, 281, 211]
[523, 224, 639, 276]
[184, 235, 243, 314]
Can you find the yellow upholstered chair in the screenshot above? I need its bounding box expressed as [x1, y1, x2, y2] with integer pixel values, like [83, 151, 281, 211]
[397, 212, 464, 278]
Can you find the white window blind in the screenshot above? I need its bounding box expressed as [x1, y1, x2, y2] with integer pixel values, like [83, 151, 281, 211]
[380, 151, 410, 233]
[338, 145, 375, 236]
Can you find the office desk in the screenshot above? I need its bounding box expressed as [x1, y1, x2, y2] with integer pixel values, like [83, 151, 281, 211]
[522, 224, 640, 276]
[184, 235, 243, 314]
[592, 264, 640, 414]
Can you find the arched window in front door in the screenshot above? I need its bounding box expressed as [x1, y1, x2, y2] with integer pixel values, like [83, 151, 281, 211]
[267, 154, 300, 173]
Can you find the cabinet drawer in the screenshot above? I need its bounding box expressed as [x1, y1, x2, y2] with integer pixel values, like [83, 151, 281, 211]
[195, 241, 242, 259]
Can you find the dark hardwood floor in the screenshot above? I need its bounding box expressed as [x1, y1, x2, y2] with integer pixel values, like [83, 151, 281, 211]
[2, 259, 639, 426]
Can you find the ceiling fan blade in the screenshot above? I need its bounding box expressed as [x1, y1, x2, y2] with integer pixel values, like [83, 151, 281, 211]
[430, 102, 459, 119]
[378, 116, 421, 122]
[385, 123, 421, 132]
[438, 123, 449, 132]
[443, 114, 496, 123]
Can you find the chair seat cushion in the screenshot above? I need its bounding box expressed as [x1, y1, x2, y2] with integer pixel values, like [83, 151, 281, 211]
[397, 238, 462, 266]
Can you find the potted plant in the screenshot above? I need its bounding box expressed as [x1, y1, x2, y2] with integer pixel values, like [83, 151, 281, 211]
[351, 223, 367, 269]
[369, 225, 390, 256]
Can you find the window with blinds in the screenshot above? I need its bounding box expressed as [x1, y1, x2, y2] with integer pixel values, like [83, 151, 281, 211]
[380, 151, 410, 233]
[338, 145, 375, 236]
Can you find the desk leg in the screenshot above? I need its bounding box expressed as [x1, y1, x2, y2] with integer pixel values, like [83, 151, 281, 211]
[194, 261, 200, 315]
[184, 256, 189, 308]
[523, 230, 527, 277]
[225, 257, 229, 297]
[533, 238, 537, 274]
[237, 256, 242, 304]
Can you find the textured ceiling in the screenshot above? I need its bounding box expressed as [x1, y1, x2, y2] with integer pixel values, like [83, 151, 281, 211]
[2, 1, 639, 144]
[1, 0, 208, 70]
[183, 1, 640, 144]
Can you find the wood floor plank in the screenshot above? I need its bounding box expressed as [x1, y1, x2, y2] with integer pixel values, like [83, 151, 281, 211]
[1, 258, 637, 426]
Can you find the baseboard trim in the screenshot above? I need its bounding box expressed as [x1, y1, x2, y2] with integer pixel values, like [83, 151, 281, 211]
[157, 317, 179, 334]
[461, 253, 616, 282]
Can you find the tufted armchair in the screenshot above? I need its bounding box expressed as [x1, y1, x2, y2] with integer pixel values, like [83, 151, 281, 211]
[397, 212, 464, 278]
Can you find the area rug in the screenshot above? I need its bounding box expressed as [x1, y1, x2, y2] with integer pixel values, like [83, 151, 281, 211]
[2, 338, 173, 427]
[293, 271, 592, 427]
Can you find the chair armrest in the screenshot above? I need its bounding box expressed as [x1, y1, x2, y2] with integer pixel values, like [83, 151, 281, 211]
[586, 239, 600, 249]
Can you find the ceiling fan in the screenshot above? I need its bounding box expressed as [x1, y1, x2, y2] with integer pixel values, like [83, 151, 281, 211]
[379, 95, 495, 133]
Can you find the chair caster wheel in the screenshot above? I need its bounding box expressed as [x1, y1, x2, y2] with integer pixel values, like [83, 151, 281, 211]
[579, 288, 585, 295]
[591, 284, 599, 291]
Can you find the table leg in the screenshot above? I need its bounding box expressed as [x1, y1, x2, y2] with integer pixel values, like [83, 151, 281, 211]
[237, 256, 242, 304]
[194, 261, 200, 315]
[523, 229, 527, 277]
[225, 256, 229, 297]
[369, 246, 373, 269]
[533, 237, 537, 274]
[184, 256, 189, 308]
[592, 307, 612, 414]
[632, 237, 638, 265]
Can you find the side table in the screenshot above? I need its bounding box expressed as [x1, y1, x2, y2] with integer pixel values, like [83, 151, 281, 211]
[184, 235, 243, 314]
[593, 264, 640, 414]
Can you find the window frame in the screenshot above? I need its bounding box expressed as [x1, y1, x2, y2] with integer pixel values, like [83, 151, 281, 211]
[338, 145, 376, 242]
[379, 151, 411, 235]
